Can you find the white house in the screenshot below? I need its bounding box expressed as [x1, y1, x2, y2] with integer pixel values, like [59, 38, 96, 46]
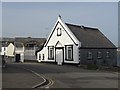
[37, 16, 117, 66]
[14, 37, 46, 62]
[0, 38, 14, 56]
[14, 42, 25, 62]
[37, 16, 80, 65]
[1, 44, 7, 56]
[6, 43, 15, 57]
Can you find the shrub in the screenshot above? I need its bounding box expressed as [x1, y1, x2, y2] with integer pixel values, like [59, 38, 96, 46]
[87, 64, 98, 70]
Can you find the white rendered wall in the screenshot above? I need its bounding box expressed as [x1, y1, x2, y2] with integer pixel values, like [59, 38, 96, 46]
[6, 43, 15, 57]
[37, 17, 81, 64]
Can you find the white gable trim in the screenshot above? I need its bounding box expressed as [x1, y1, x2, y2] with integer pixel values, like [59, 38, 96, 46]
[44, 17, 80, 47]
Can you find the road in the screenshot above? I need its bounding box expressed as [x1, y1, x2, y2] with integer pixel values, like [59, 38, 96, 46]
[2, 62, 119, 89]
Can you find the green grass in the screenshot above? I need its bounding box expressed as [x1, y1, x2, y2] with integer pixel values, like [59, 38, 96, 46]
[87, 64, 98, 70]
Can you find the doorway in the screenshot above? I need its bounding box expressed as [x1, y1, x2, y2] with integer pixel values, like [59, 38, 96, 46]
[56, 49, 63, 65]
[15, 54, 20, 62]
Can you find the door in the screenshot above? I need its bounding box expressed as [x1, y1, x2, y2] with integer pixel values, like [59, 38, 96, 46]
[15, 54, 20, 62]
[56, 49, 63, 65]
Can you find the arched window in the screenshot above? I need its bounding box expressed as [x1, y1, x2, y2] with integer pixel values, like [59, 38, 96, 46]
[57, 28, 62, 36]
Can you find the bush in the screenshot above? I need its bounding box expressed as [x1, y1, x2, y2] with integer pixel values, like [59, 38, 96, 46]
[87, 64, 98, 70]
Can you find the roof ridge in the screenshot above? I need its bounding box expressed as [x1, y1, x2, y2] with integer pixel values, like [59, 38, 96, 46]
[65, 23, 98, 30]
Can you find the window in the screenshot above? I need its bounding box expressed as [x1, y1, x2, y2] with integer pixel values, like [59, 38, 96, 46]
[87, 52, 92, 60]
[4, 47, 6, 51]
[106, 51, 110, 58]
[48, 46, 54, 59]
[39, 54, 41, 60]
[42, 54, 45, 60]
[97, 51, 102, 59]
[57, 27, 62, 36]
[65, 45, 73, 61]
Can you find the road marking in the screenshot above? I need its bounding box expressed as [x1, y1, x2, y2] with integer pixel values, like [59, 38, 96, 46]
[41, 76, 54, 88]
[22, 68, 54, 88]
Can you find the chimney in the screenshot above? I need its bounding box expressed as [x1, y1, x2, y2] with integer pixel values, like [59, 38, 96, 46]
[58, 14, 62, 19]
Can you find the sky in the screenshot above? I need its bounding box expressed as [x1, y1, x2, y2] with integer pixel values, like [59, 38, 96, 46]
[1, 2, 118, 46]
[1, 0, 119, 2]
[0, 3, 2, 37]
[118, 2, 120, 47]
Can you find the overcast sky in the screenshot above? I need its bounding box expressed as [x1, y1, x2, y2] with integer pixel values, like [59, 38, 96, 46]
[2, 2, 118, 46]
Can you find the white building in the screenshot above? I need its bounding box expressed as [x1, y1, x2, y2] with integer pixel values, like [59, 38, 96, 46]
[1, 45, 7, 56]
[37, 16, 117, 66]
[37, 16, 80, 65]
[6, 43, 15, 57]
[14, 42, 25, 62]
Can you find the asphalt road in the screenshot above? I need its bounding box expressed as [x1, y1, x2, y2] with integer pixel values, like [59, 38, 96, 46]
[2, 63, 44, 88]
[2, 62, 119, 89]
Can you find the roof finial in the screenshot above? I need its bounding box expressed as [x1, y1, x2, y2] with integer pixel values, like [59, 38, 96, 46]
[58, 14, 61, 19]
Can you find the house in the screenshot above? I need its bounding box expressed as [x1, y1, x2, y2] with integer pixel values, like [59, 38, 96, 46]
[0, 38, 14, 56]
[37, 16, 117, 66]
[14, 37, 46, 62]
[14, 42, 24, 62]
[0, 37, 46, 63]
[6, 43, 15, 57]
[1, 43, 8, 56]
[117, 47, 120, 67]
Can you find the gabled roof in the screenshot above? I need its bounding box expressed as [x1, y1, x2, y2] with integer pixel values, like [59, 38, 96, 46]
[15, 37, 46, 43]
[1, 43, 8, 47]
[14, 42, 23, 47]
[66, 23, 116, 48]
[14, 37, 46, 47]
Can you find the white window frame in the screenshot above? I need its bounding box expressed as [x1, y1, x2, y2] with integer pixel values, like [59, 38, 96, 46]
[65, 45, 73, 61]
[42, 54, 45, 60]
[87, 52, 92, 60]
[48, 46, 54, 60]
[57, 27, 62, 36]
[67, 47, 72, 60]
[106, 51, 110, 58]
[39, 54, 41, 60]
[97, 51, 102, 59]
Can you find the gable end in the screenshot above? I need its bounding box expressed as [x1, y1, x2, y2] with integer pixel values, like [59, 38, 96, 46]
[44, 21, 78, 47]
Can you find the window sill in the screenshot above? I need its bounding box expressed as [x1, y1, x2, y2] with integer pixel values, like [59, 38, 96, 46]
[87, 58, 93, 60]
[57, 34, 61, 36]
[48, 58, 54, 60]
[97, 57, 102, 59]
[65, 59, 73, 61]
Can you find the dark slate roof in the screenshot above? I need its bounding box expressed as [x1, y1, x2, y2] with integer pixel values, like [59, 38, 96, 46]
[14, 37, 46, 47]
[0, 38, 14, 47]
[66, 23, 116, 48]
[1, 43, 8, 47]
[0, 38, 14, 42]
[0, 37, 46, 47]
[14, 42, 23, 47]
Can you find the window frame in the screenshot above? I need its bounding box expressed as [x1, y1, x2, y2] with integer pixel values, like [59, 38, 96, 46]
[57, 27, 62, 36]
[42, 54, 45, 60]
[106, 51, 110, 58]
[87, 51, 92, 60]
[48, 46, 54, 60]
[97, 51, 102, 59]
[65, 45, 73, 61]
[39, 54, 41, 60]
